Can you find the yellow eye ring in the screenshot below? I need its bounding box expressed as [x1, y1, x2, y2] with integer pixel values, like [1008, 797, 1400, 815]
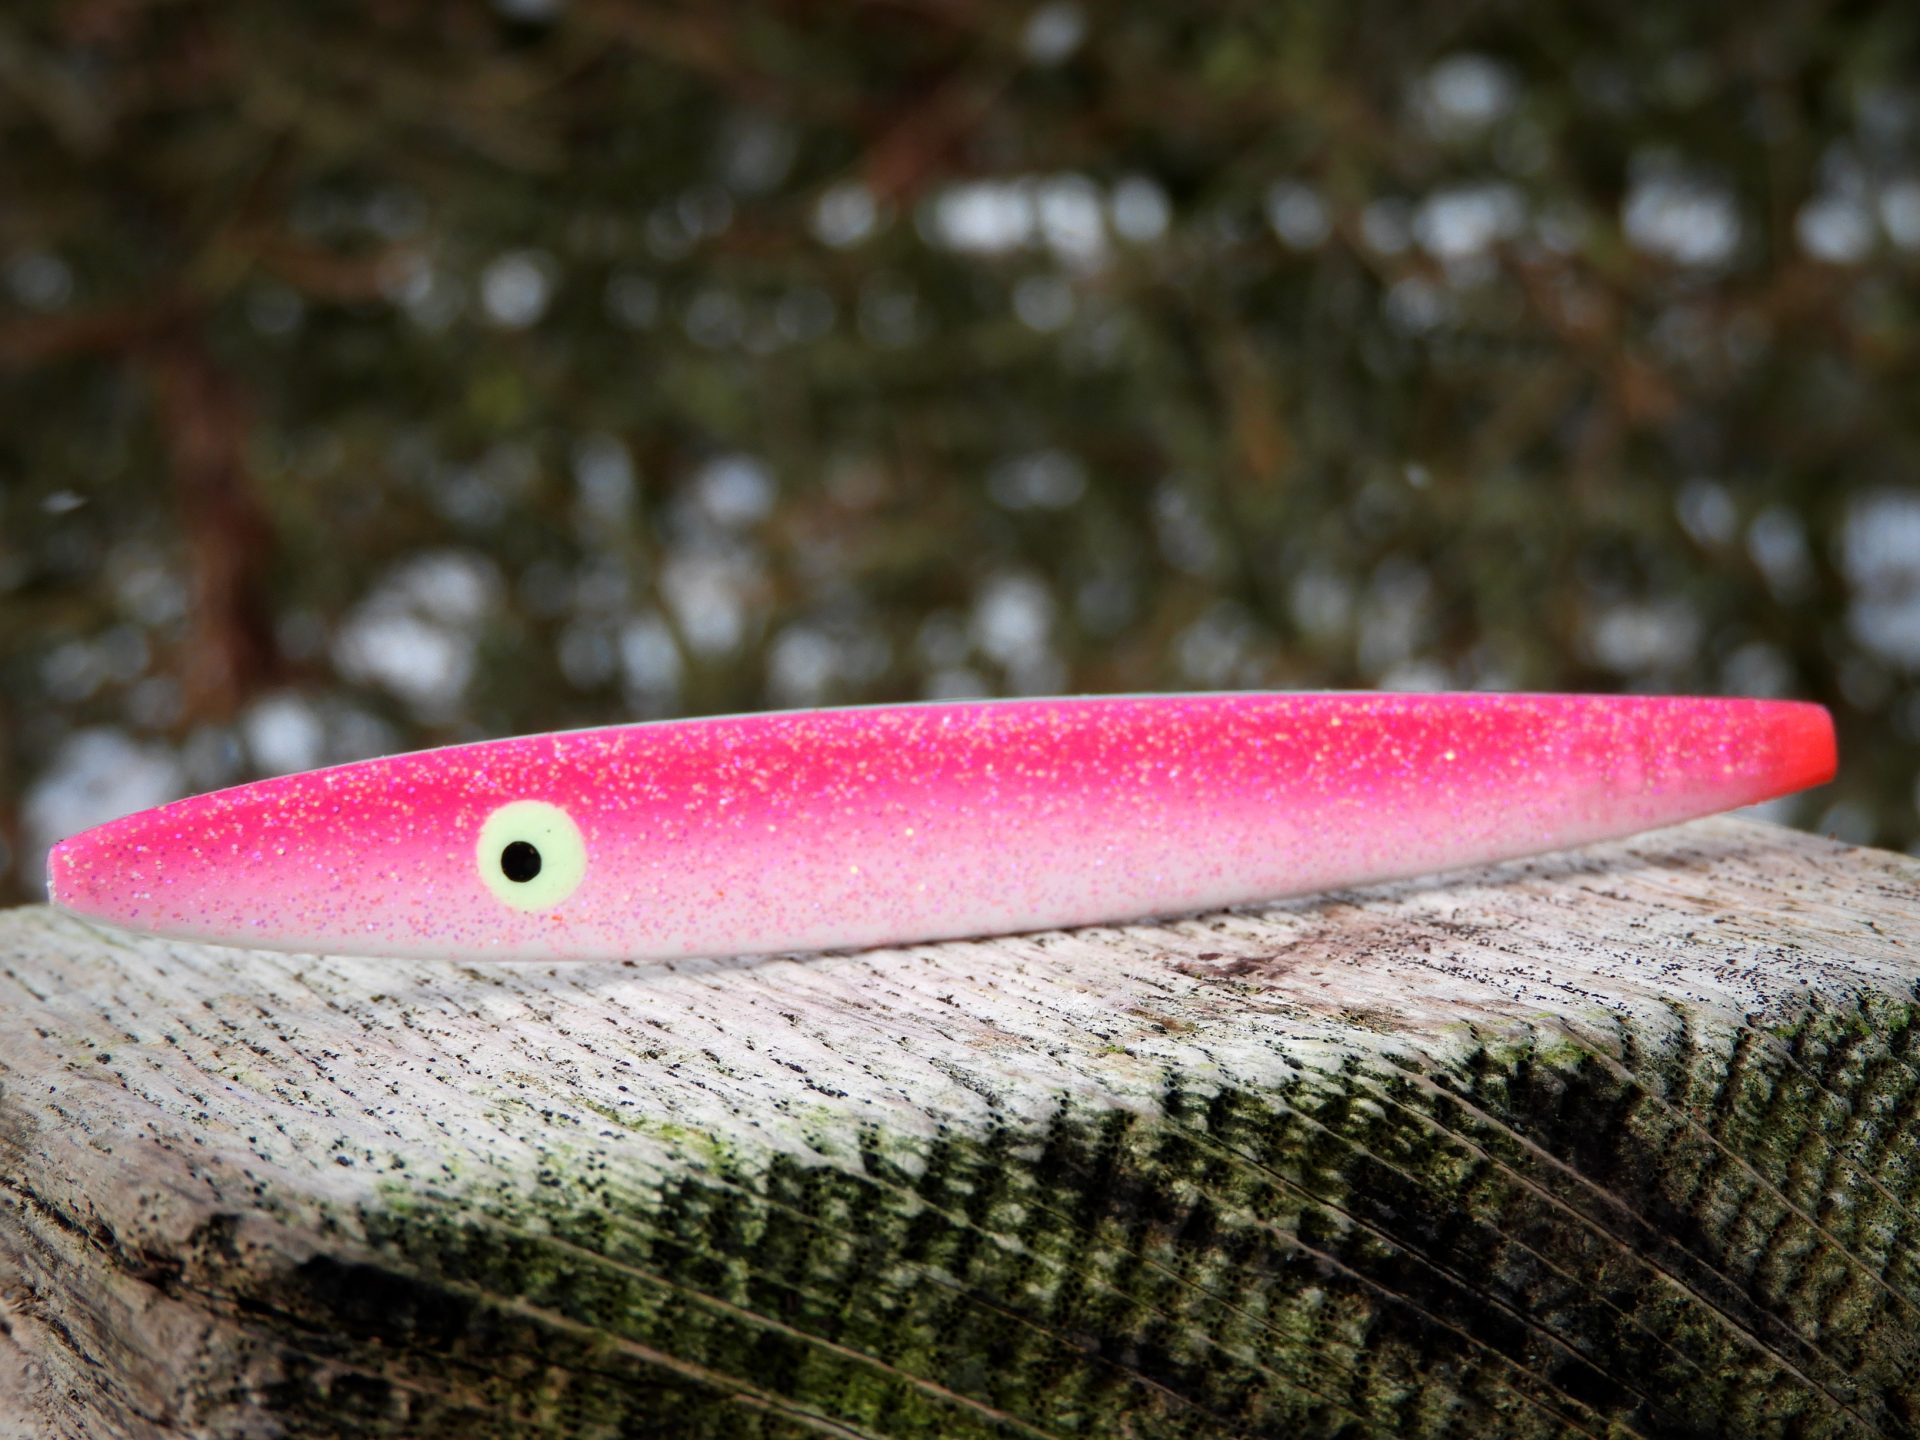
[477, 800, 587, 911]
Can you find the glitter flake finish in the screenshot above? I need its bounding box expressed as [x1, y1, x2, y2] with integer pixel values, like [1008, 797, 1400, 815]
[47, 693, 1836, 962]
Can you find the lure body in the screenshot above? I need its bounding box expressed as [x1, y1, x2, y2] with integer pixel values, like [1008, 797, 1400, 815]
[47, 693, 1835, 962]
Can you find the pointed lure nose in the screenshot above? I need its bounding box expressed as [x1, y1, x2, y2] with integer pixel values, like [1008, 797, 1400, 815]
[45, 833, 78, 908]
[39, 770, 385, 946]
[46, 828, 93, 910]
[42, 782, 304, 942]
[46, 812, 166, 933]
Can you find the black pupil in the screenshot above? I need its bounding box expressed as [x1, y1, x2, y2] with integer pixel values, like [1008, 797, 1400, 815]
[500, 840, 542, 883]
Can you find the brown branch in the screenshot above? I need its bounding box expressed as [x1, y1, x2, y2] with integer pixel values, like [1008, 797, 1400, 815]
[140, 320, 280, 723]
[0, 301, 182, 369]
[858, 66, 1013, 205]
[574, 2, 805, 111]
[240, 232, 422, 304]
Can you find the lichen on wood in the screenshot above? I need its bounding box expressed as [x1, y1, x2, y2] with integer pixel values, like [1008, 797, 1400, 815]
[3, 817, 1919, 1437]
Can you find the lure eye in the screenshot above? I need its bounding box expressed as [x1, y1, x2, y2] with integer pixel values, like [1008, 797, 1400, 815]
[478, 800, 586, 911]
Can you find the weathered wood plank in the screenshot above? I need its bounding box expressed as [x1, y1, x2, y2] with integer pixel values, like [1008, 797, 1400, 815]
[2, 817, 1918, 1438]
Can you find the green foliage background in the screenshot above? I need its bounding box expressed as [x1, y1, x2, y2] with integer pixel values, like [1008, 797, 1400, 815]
[3, 0, 1919, 901]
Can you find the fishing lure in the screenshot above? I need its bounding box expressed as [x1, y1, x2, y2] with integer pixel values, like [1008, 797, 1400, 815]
[47, 693, 1834, 962]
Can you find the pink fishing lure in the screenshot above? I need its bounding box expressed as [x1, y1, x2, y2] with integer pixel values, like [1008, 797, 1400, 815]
[47, 693, 1834, 962]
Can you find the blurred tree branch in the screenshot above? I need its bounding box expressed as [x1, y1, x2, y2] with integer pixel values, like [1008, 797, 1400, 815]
[143, 321, 280, 721]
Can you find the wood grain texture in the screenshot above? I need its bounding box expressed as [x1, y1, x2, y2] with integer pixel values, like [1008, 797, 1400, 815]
[1, 817, 1918, 1438]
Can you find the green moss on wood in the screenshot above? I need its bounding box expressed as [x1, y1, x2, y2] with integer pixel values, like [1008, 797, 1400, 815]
[158, 987, 1920, 1438]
